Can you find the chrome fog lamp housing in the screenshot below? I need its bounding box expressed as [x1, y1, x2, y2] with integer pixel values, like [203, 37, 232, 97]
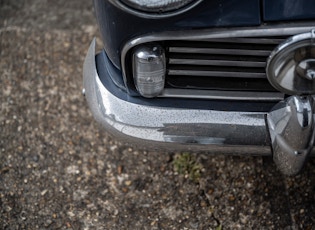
[118, 0, 201, 14]
[133, 44, 166, 98]
[266, 30, 315, 95]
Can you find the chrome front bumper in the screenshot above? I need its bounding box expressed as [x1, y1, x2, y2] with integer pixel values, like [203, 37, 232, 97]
[83, 39, 271, 155]
[83, 39, 315, 175]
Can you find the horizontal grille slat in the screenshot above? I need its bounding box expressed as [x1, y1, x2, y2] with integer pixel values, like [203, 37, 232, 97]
[159, 89, 284, 101]
[168, 58, 266, 68]
[166, 76, 277, 91]
[202, 37, 286, 44]
[168, 69, 266, 78]
[169, 47, 272, 56]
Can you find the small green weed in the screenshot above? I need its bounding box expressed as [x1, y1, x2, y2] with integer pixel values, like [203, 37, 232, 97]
[173, 152, 203, 182]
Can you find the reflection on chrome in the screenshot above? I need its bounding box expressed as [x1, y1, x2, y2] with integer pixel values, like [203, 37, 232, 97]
[267, 96, 315, 175]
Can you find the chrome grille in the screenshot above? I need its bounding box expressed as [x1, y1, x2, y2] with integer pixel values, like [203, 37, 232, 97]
[121, 24, 315, 101]
[164, 37, 288, 100]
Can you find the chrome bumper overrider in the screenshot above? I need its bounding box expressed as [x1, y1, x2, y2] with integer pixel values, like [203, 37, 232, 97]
[83, 39, 315, 175]
[268, 96, 315, 175]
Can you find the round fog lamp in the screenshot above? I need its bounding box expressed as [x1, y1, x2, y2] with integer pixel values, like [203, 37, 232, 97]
[120, 0, 196, 13]
[266, 30, 315, 95]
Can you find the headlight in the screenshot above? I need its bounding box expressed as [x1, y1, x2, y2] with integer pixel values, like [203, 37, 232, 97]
[110, 0, 203, 17]
[120, 0, 196, 13]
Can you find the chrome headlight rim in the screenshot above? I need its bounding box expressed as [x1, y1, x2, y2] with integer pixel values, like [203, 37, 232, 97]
[108, 0, 203, 19]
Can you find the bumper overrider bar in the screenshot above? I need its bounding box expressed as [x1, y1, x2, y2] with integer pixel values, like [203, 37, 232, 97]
[267, 96, 315, 175]
[83, 37, 315, 176]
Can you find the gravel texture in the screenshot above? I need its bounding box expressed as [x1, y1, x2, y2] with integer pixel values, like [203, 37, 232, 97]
[1, 0, 315, 229]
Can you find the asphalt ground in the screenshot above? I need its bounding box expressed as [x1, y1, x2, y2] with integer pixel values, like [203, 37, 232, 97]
[1, 0, 315, 229]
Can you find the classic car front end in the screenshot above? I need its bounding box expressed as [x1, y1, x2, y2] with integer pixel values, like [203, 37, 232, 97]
[83, 0, 315, 175]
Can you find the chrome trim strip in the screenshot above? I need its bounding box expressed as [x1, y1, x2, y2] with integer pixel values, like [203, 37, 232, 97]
[121, 23, 315, 96]
[160, 89, 284, 101]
